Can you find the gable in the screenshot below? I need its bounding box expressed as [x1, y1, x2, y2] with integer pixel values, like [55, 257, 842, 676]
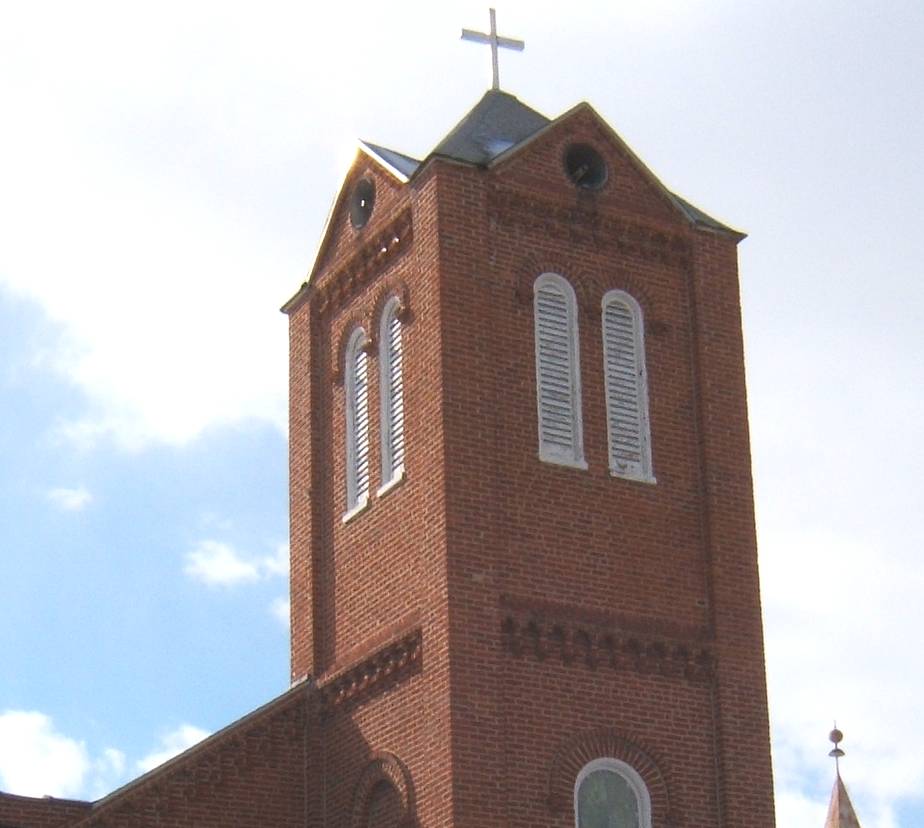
[308, 148, 410, 287]
[486, 103, 741, 238]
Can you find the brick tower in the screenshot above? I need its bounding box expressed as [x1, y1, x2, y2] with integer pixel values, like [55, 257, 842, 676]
[283, 87, 776, 827]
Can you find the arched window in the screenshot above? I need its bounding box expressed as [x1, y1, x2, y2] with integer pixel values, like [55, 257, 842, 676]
[345, 327, 370, 516]
[601, 290, 654, 482]
[575, 758, 652, 828]
[533, 273, 586, 469]
[379, 297, 405, 488]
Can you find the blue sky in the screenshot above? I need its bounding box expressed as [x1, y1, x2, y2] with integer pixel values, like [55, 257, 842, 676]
[2, 1, 923, 824]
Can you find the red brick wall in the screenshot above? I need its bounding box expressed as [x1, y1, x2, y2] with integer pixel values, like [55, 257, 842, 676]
[432, 110, 774, 827]
[289, 161, 456, 827]
[0, 793, 91, 828]
[65, 691, 308, 828]
[287, 103, 774, 828]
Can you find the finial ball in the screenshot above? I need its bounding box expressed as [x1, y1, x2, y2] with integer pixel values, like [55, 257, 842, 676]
[829, 728, 844, 744]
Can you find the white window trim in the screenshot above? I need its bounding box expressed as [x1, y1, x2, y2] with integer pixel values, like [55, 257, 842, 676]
[533, 272, 587, 470]
[601, 289, 655, 484]
[344, 327, 370, 516]
[574, 757, 652, 828]
[379, 296, 405, 488]
[341, 494, 369, 524]
[376, 464, 405, 498]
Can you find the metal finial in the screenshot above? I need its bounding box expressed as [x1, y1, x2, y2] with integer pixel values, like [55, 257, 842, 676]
[828, 725, 845, 774]
[461, 8, 525, 91]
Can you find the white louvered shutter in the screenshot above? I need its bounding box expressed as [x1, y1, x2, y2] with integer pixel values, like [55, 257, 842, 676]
[534, 275, 584, 466]
[603, 293, 652, 480]
[381, 305, 405, 480]
[346, 335, 370, 509]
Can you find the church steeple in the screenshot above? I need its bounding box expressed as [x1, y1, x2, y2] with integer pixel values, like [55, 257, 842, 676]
[284, 68, 774, 826]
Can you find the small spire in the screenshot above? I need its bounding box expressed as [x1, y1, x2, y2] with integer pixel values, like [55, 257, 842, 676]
[824, 727, 862, 828]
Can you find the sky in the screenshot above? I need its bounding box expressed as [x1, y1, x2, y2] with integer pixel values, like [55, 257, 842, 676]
[1, 0, 922, 824]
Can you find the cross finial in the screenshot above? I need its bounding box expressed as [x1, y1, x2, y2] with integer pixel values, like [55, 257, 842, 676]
[461, 8, 525, 91]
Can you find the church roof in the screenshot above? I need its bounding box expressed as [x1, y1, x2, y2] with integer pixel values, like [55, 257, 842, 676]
[360, 89, 738, 237]
[431, 89, 551, 165]
[824, 775, 862, 828]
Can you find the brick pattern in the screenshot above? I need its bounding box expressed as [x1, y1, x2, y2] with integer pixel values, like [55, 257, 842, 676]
[0, 793, 91, 828]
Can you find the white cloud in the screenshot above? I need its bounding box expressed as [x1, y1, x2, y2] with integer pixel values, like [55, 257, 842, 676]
[261, 543, 289, 577]
[136, 724, 210, 774]
[0, 710, 124, 799]
[183, 539, 288, 587]
[184, 540, 260, 587]
[46, 486, 93, 512]
[270, 595, 290, 628]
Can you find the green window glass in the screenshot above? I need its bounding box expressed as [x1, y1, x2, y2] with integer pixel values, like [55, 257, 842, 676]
[577, 768, 640, 828]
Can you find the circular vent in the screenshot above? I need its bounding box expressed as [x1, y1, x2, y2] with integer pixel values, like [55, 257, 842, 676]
[564, 144, 608, 190]
[350, 178, 376, 228]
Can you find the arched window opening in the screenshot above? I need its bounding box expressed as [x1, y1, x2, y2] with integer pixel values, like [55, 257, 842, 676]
[366, 779, 403, 828]
[379, 297, 405, 488]
[345, 327, 370, 516]
[575, 758, 651, 828]
[533, 273, 586, 469]
[602, 290, 654, 483]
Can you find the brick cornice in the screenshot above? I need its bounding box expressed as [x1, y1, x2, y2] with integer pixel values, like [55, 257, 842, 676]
[317, 624, 422, 714]
[488, 187, 692, 267]
[500, 595, 714, 684]
[312, 209, 414, 319]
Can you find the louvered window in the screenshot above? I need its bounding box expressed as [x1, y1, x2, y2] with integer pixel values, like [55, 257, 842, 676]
[533, 273, 586, 468]
[345, 328, 370, 515]
[602, 290, 654, 482]
[379, 297, 405, 487]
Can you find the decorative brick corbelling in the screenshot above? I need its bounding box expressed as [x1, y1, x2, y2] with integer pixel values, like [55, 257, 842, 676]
[548, 729, 676, 826]
[318, 628, 422, 714]
[315, 209, 413, 320]
[500, 596, 714, 684]
[350, 751, 415, 828]
[489, 188, 692, 267]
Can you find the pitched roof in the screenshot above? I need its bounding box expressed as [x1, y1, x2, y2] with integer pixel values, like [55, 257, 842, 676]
[362, 89, 739, 238]
[431, 89, 550, 165]
[360, 141, 421, 181]
[824, 775, 862, 828]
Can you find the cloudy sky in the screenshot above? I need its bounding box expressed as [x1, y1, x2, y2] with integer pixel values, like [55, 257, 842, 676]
[1, 1, 922, 824]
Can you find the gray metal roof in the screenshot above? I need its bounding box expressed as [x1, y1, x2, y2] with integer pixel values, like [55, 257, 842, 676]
[360, 141, 421, 180]
[430, 89, 550, 165]
[672, 193, 743, 237]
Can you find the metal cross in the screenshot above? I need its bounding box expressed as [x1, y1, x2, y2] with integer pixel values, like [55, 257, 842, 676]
[461, 8, 525, 91]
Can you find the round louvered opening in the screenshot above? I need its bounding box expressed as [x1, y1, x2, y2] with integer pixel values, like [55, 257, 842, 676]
[350, 178, 376, 229]
[564, 144, 608, 190]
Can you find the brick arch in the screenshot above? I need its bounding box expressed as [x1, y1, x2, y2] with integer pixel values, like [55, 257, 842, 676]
[513, 259, 598, 319]
[513, 258, 564, 305]
[351, 751, 415, 828]
[547, 729, 674, 826]
[370, 279, 412, 332]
